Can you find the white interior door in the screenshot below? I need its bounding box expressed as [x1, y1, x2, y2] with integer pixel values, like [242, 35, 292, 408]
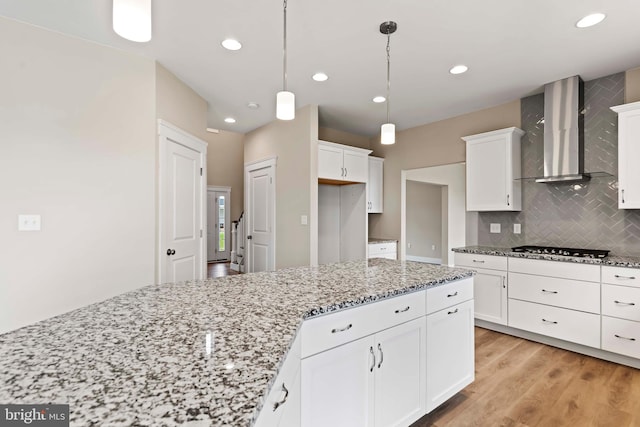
[207, 187, 230, 262]
[159, 120, 207, 284]
[245, 159, 275, 272]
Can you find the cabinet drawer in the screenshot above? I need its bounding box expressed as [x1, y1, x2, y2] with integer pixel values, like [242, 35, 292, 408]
[454, 253, 507, 271]
[602, 284, 640, 321]
[508, 299, 600, 348]
[602, 266, 640, 288]
[426, 278, 474, 315]
[508, 272, 600, 314]
[508, 257, 600, 282]
[602, 316, 640, 359]
[369, 242, 397, 256]
[301, 291, 425, 358]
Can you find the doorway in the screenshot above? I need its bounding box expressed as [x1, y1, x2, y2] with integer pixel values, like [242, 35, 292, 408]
[207, 186, 231, 262]
[244, 157, 276, 273]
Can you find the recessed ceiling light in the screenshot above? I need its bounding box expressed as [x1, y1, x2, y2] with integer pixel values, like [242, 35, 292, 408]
[206, 127, 219, 134]
[373, 96, 386, 103]
[224, 117, 236, 124]
[312, 72, 329, 82]
[576, 13, 606, 28]
[247, 102, 260, 109]
[449, 65, 469, 75]
[221, 39, 242, 51]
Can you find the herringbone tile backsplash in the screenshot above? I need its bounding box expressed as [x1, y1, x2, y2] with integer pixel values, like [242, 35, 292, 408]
[477, 73, 640, 256]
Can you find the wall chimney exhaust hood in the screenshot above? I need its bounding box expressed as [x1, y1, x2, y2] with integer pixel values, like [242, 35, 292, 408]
[535, 75, 589, 183]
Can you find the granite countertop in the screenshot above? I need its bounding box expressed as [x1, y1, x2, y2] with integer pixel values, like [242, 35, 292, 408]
[0, 259, 473, 427]
[452, 245, 640, 268]
[368, 237, 398, 244]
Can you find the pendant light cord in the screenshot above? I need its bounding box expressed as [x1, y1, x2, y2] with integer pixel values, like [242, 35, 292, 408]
[386, 31, 391, 124]
[283, 0, 288, 92]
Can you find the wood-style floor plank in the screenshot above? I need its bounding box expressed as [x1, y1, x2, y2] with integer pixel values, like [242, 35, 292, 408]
[412, 327, 640, 427]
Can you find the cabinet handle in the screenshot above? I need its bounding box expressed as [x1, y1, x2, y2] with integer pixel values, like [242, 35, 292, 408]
[447, 291, 459, 298]
[331, 323, 352, 334]
[507, 194, 510, 206]
[472, 259, 485, 263]
[614, 274, 636, 280]
[614, 300, 636, 306]
[542, 318, 558, 324]
[615, 334, 636, 341]
[377, 343, 384, 369]
[541, 289, 558, 294]
[369, 346, 376, 372]
[502, 276, 506, 289]
[345, 168, 348, 177]
[272, 383, 289, 411]
[622, 189, 625, 204]
[394, 306, 410, 314]
[447, 308, 459, 315]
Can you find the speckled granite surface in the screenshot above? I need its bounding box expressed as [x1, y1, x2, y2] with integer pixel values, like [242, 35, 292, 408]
[0, 259, 473, 427]
[453, 246, 640, 268]
[368, 237, 398, 244]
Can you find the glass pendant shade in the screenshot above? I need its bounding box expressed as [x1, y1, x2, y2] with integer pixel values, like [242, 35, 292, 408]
[276, 91, 295, 120]
[113, 0, 152, 42]
[381, 123, 395, 145]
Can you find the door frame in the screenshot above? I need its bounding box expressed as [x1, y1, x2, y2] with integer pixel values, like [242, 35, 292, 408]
[157, 119, 208, 284]
[244, 156, 277, 272]
[207, 186, 231, 262]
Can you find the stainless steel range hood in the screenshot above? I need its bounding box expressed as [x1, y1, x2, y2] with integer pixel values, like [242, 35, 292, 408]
[535, 75, 589, 183]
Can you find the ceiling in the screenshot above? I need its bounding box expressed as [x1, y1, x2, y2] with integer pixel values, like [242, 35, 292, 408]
[2, 0, 640, 137]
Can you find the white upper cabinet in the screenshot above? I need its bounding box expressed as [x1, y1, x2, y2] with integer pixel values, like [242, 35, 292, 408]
[367, 157, 384, 213]
[318, 140, 371, 183]
[611, 101, 640, 209]
[462, 127, 524, 211]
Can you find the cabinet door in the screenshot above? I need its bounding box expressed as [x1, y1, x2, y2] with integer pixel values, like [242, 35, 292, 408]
[426, 299, 475, 413]
[301, 336, 375, 427]
[343, 150, 369, 183]
[278, 367, 301, 427]
[617, 106, 640, 209]
[470, 269, 507, 325]
[374, 318, 426, 427]
[368, 157, 384, 213]
[318, 144, 344, 180]
[466, 137, 509, 210]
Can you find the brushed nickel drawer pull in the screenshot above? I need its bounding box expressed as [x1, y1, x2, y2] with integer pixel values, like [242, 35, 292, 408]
[447, 291, 459, 298]
[331, 324, 353, 334]
[542, 318, 558, 324]
[394, 306, 410, 314]
[272, 383, 289, 411]
[542, 289, 559, 294]
[447, 308, 459, 315]
[614, 300, 636, 306]
[614, 334, 636, 341]
[369, 346, 376, 372]
[377, 343, 384, 369]
[614, 274, 636, 280]
[472, 259, 485, 263]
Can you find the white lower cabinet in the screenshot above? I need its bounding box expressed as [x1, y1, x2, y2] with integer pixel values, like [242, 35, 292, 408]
[301, 317, 426, 427]
[426, 299, 475, 412]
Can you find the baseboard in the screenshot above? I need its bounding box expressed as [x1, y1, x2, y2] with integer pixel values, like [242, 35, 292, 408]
[475, 319, 640, 369]
[405, 255, 442, 265]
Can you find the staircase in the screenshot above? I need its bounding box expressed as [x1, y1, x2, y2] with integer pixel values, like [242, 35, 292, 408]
[230, 212, 245, 273]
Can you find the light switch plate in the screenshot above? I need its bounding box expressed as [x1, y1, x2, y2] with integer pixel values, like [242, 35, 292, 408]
[19, 214, 41, 231]
[300, 215, 308, 225]
[490, 223, 501, 233]
[514, 223, 522, 234]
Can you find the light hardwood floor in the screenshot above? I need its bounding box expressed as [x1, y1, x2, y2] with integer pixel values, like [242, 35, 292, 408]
[412, 327, 640, 427]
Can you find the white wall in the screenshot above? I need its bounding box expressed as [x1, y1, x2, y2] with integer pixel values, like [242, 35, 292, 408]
[406, 181, 443, 262]
[0, 18, 156, 333]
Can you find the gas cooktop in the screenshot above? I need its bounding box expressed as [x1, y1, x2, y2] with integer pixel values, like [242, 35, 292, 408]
[511, 245, 610, 259]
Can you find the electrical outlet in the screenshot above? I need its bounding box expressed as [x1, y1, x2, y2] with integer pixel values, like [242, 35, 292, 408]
[513, 223, 522, 234]
[490, 223, 501, 233]
[18, 214, 41, 231]
[407, 242, 412, 249]
[300, 215, 308, 225]
[431, 245, 436, 251]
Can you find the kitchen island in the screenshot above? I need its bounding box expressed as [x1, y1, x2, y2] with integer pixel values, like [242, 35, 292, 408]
[0, 259, 474, 426]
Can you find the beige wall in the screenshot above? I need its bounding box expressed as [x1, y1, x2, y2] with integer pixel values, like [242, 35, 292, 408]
[406, 181, 442, 260]
[0, 18, 157, 333]
[205, 131, 245, 221]
[319, 126, 370, 150]
[369, 100, 521, 241]
[244, 105, 318, 269]
[626, 67, 640, 103]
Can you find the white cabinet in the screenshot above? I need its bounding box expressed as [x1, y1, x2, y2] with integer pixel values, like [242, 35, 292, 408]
[454, 253, 508, 325]
[426, 280, 474, 413]
[611, 101, 640, 209]
[318, 140, 371, 183]
[368, 241, 397, 260]
[462, 127, 524, 211]
[367, 157, 384, 213]
[301, 317, 426, 427]
[601, 265, 640, 359]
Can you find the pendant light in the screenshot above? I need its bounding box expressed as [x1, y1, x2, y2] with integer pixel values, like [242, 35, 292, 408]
[113, 0, 152, 43]
[276, 0, 295, 120]
[380, 21, 397, 145]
